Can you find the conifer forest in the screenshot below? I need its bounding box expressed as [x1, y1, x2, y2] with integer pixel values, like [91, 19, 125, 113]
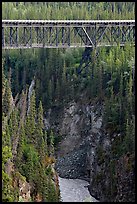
[2, 2, 135, 202]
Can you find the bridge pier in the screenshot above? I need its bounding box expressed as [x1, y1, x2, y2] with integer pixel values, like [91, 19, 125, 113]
[77, 47, 92, 75]
[77, 47, 100, 78]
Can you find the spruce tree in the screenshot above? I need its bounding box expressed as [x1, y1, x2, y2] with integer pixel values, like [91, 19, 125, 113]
[48, 79, 53, 105]
[2, 59, 6, 96]
[37, 101, 44, 130]
[62, 59, 67, 98]
[16, 123, 26, 172]
[2, 147, 14, 202]
[49, 130, 55, 156]
[25, 90, 36, 144]
[9, 108, 19, 149]
[44, 130, 48, 157]
[35, 101, 45, 157]
[2, 80, 13, 117]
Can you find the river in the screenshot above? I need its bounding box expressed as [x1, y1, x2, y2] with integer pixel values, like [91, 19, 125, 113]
[58, 177, 99, 202]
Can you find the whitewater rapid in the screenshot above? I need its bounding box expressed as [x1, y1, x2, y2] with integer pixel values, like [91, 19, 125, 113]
[58, 177, 99, 202]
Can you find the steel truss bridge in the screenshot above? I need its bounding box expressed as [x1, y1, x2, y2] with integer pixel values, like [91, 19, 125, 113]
[2, 20, 135, 75]
[2, 20, 135, 49]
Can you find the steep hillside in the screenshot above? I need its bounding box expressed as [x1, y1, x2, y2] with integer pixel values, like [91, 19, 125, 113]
[2, 2, 135, 202]
[41, 94, 135, 202]
[2, 69, 60, 202]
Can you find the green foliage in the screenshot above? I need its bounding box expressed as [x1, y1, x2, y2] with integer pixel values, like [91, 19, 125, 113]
[2, 59, 6, 93]
[16, 123, 26, 171]
[109, 158, 118, 198]
[2, 170, 14, 202]
[2, 80, 12, 116]
[96, 146, 105, 165]
[122, 116, 135, 154]
[37, 101, 44, 130]
[25, 90, 36, 144]
[94, 172, 104, 183]
[2, 2, 135, 20]
[49, 130, 55, 156]
[2, 132, 14, 202]
[44, 131, 48, 156]
[35, 101, 44, 151]
[2, 145, 12, 166]
[21, 144, 39, 183]
[2, 44, 135, 203]
[2, 125, 11, 147]
[9, 108, 19, 145]
[2, 2, 135, 202]
[46, 177, 59, 202]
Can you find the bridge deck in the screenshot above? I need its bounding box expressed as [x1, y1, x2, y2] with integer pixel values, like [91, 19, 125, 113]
[2, 20, 135, 27]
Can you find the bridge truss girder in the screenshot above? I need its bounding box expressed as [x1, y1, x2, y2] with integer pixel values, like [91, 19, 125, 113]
[2, 21, 135, 49]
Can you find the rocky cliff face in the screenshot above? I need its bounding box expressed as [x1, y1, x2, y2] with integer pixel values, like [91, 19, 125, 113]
[45, 100, 103, 181]
[45, 97, 135, 202]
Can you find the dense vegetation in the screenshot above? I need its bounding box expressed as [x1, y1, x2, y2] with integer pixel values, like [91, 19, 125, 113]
[2, 2, 135, 202]
[2, 2, 135, 20]
[2, 62, 60, 202]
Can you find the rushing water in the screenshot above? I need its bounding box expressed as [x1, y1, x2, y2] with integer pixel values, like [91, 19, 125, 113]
[58, 177, 99, 202]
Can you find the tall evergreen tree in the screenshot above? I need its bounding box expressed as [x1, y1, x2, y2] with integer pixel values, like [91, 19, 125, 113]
[2, 80, 13, 117]
[44, 130, 48, 157]
[35, 101, 45, 157]
[49, 130, 55, 156]
[25, 90, 36, 144]
[9, 108, 19, 149]
[16, 123, 26, 172]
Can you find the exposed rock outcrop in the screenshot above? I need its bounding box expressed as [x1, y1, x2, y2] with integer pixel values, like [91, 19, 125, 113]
[44, 100, 103, 182]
